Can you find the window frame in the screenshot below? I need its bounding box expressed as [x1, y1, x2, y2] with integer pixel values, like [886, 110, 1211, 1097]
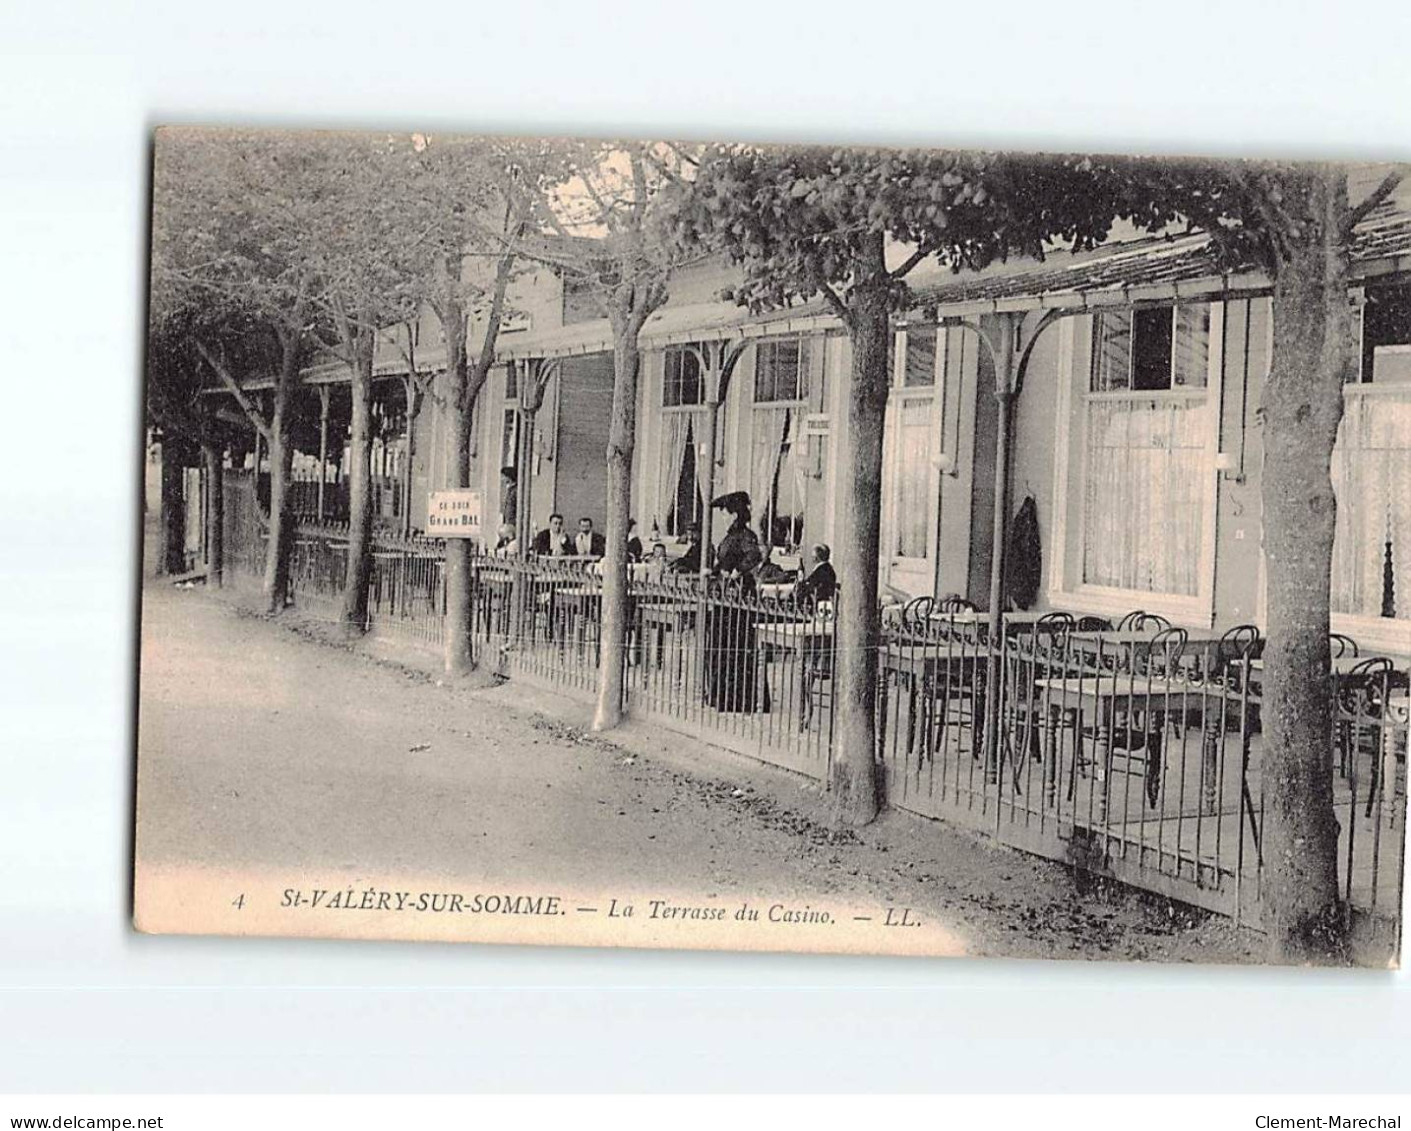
[1324, 283, 1411, 652]
[1048, 304, 1225, 628]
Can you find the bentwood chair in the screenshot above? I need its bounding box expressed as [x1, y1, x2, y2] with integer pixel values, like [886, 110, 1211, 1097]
[1330, 633, 1361, 660]
[1088, 626, 1189, 809]
[1001, 611, 1075, 790]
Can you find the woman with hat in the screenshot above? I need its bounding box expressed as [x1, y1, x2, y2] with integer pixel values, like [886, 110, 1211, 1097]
[703, 490, 771, 713]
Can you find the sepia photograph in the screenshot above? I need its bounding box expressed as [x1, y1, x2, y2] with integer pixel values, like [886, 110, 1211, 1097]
[135, 128, 1410, 969]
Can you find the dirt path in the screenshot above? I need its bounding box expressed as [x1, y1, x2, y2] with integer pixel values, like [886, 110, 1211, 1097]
[135, 580, 1261, 963]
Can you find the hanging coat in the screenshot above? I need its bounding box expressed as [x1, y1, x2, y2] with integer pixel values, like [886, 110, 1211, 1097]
[1005, 493, 1042, 610]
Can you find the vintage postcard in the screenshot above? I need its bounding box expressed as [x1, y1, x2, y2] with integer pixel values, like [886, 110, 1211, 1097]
[136, 127, 1409, 966]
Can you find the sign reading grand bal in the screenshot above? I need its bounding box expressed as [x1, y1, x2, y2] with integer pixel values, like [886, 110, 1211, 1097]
[426, 490, 483, 538]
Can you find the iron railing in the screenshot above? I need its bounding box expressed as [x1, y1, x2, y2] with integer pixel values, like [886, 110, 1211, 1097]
[216, 495, 1408, 951]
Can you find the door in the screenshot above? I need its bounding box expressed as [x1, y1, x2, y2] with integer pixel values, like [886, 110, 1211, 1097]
[883, 325, 943, 596]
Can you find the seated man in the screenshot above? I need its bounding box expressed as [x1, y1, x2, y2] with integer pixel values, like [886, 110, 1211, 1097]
[531, 513, 571, 557]
[574, 516, 607, 558]
[669, 523, 708, 574]
[794, 544, 837, 609]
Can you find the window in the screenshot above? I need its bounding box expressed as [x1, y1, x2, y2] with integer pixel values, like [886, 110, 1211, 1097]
[1079, 305, 1213, 598]
[903, 324, 938, 388]
[1092, 306, 1210, 392]
[755, 338, 808, 403]
[1359, 283, 1411, 385]
[500, 409, 519, 470]
[663, 345, 705, 407]
[504, 361, 519, 400]
[1332, 283, 1411, 622]
[658, 414, 702, 536]
[751, 338, 811, 548]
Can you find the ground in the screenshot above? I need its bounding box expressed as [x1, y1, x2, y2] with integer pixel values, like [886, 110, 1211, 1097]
[134, 572, 1264, 963]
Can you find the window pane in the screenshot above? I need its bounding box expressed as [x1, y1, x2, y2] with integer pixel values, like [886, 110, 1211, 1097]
[904, 325, 938, 388]
[1332, 390, 1411, 618]
[1363, 283, 1411, 383]
[756, 338, 806, 403]
[1082, 397, 1206, 596]
[501, 410, 518, 469]
[681, 348, 702, 404]
[754, 343, 775, 402]
[663, 350, 681, 407]
[1091, 313, 1132, 391]
[504, 362, 518, 400]
[1131, 307, 1175, 391]
[895, 398, 932, 558]
[1172, 305, 1211, 389]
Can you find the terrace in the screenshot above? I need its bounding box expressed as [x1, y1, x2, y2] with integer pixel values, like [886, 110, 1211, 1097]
[222, 470, 1407, 955]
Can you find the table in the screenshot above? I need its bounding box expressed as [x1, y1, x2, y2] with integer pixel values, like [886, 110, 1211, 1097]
[635, 595, 700, 675]
[1029, 630, 1229, 817]
[756, 620, 835, 730]
[878, 639, 991, 758]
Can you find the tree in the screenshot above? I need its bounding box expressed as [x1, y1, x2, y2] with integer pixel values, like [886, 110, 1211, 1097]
[145, 298, 268, 586]
[395, 135, 571, 675]
[1094, 159, 1405, 962]
[674, 146, 1128, 825]
[535, 142, 695, 731]
[301, 134, 427, 635]
[151, 128, 324, 613]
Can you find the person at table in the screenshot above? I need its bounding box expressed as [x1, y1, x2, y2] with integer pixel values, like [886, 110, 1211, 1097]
[643, 541, 669, 584]
[794, 543, 837, 610]
[704, 491, 770, 713]
[500, 467, 518, 527]
[670, 522, 708, 575]
[493, 522, 518, 555]
[575, 516, 606, 558]
[626, 519, 644, 564]
[531, 513, 571, 557]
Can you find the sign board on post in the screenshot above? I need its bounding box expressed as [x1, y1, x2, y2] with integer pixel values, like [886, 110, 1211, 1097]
[426, 490, 482, 539]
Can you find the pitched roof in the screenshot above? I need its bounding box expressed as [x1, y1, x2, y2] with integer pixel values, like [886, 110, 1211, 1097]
[915, 206, 1411, 315]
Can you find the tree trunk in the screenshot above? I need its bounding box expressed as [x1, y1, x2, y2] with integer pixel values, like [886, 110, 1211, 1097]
[260, 332, 304, 614]
[341, 333, 375, 634]
[443, 322, 476, 675]
[158, 437, 187, 576]
[830, 246, 889, 825]
[264, 398, 296, 612]
[202, 441, 224, 589]
[1258, 172, 1354, 964]
[593, 320, 644, 731]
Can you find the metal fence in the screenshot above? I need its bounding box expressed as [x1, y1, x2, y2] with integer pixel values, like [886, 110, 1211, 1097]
[216, 499, 1407, 950]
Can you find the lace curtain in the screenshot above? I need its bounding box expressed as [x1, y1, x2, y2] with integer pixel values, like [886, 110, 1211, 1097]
[1332, 389, 1411, 619]
[1082, 395, 1207, 596]
[658, 412, 695, 534]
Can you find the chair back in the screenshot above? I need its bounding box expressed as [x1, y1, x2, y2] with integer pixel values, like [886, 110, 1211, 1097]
[1330, 633, 1360, 659]
[1338, 656, 1397, 718]
[937, 594, 976, 614]
[1119, 610, 1172, 633]
[1137, 626, 1188, 679]
[901, 595, 935, 631]
[1216, 623, 1263, 685]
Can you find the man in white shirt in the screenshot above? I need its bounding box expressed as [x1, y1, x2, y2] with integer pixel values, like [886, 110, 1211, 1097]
[574, 517, 606, 558]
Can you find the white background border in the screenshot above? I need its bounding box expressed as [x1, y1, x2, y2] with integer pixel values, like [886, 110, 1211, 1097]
[2, 0, 1409, 1093]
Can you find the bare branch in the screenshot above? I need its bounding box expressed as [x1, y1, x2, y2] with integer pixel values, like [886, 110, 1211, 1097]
[1345, 170, 1404, 233]
[195, 337, 272, 441]
[890, 246, 931, 281]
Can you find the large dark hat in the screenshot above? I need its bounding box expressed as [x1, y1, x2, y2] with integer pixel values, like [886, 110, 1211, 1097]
[710, 490, 752, 512]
